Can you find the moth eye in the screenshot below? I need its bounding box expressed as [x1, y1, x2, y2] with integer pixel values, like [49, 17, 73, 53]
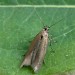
[41, 35, 43, 39]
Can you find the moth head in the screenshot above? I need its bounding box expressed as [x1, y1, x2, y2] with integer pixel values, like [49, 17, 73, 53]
[43, 26, 50, 31]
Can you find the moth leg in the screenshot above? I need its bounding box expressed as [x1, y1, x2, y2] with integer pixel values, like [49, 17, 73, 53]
[48, 35, 53, 46]
[48, 35, 55, 53]
[49, 35, 57, 43]
[49, 40, 52, 46]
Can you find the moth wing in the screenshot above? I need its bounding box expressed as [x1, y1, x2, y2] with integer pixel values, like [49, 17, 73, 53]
[20, 51, 32, 68]
[20, 32, 42, 68]
[31, 33, 48, 73]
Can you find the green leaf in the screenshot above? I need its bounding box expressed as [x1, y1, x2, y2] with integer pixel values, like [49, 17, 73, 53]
[0, 7, 75, 75]
[0, 0, 75, 5]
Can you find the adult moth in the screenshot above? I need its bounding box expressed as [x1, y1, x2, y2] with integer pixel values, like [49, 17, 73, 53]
[20, 26, 49, 73]
[20, 18, 63, 73]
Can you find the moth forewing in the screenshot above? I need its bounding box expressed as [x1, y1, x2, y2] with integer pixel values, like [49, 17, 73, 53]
[20, 30, 45, 68]
[31, 29, 49, 72]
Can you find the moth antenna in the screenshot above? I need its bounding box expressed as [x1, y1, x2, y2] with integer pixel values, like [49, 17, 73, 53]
[34, 8, 45, 27]
[34, 8, 64, 29]
[48, 14, 72, 29]
[34, 7, 66, 29]
[48, 17, 64, 29]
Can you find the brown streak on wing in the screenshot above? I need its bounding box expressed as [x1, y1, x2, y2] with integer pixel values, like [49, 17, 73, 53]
[20, 31, 42, 68]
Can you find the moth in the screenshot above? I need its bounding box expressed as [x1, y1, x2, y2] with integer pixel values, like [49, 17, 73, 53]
[20, 18, 64, 73]
[20, 26, 49, 73]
